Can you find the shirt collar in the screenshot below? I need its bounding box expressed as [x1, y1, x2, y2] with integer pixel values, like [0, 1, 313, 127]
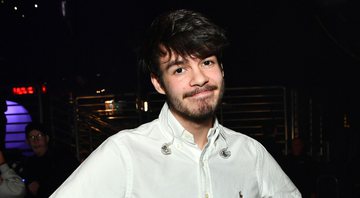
[159, 103, 220, 145]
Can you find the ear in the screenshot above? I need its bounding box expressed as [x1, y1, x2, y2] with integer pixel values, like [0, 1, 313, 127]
[150, 74, 166, 95]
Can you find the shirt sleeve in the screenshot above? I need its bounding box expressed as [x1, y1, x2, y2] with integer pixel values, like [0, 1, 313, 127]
[0, 163, 26, 198]
[256, 144, 302, 198]
[50, 138, 132, 198]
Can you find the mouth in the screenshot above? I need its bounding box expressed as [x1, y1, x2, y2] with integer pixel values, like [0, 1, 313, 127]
[184, 85, 217, 99]
[192, 90, 213, 99]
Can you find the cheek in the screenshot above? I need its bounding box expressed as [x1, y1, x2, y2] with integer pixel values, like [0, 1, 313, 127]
[214, 68, 224, 79]
[163, 78, 186, 93]
[31, 140, 47, 146]
[217, 71, 225, 83]
[208, 72, 224, 85]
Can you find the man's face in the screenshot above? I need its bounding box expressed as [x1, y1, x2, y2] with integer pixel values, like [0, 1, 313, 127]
[151, 51, 224, 122]
[27, 129, 49, 156]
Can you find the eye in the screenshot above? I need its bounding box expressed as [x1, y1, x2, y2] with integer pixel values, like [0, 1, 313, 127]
[203, 60, 214, 67]
[174, 67, 185, 74]
[202, 56, 218, 67]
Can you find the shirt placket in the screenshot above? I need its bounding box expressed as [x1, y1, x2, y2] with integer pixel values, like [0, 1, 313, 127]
[179, 127, 217, 198]
[199, 140, 212, 198]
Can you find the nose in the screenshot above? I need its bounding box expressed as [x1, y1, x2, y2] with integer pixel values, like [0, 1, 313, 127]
[190, 67, 209, 87]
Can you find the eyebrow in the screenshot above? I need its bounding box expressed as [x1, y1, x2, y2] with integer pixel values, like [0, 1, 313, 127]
[163, 58, 187, 71]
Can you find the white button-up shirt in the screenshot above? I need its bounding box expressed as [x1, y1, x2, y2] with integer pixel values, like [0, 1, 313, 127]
[51, 103, 301, 198]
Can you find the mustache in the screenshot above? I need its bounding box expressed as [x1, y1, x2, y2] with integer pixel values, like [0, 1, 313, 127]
[183, 85, 218, 98]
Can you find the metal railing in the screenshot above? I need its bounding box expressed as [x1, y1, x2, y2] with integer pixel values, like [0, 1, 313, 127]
[67, 86, 294, 161]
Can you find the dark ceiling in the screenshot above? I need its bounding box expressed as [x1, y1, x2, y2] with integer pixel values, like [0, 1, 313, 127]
[1, 0, 359, 94]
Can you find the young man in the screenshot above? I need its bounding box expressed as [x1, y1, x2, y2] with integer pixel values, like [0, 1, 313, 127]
[51, 9, 301, 197]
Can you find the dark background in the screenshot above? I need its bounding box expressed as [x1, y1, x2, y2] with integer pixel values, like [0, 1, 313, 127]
[1, 0, 359, 95]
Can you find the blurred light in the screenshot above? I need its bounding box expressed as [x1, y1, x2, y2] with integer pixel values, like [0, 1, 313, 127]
[61, 1, 66, 17]
[12, 86, 34, 95]
[5, 100, 32, 150]
[34, 4, 38, 8]
[14, 6, 18, 10]
[12, 85, 47, 95]
[96, 89, 106, 94]
[22, 14, 25, 18]
[105, 100, 116, 116]
[144, 101, 148, 112]
[105, 100, 115, 111]
[41, 85, 47, 93]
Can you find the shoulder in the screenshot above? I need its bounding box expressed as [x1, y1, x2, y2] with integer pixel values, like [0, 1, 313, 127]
[0, 164, 25, 198]
[222, 126, 263, 146]
[108, 118, 161, 143]
[88, 119, 161, 156]
[0, 163, 10, 174]
[221, 125, 268, 156]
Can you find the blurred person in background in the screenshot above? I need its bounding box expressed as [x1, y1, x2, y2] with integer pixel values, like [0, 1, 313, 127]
[22, 122, 79, 198]
[0, 148, 26, 198]
[284, 137, 317, 198]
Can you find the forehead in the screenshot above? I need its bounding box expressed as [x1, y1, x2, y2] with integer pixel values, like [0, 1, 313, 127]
[158, 47, 207, 67]
[28, 129, 43, 135]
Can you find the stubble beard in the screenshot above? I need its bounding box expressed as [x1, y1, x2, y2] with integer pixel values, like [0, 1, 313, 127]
[166, 81, 225, 122]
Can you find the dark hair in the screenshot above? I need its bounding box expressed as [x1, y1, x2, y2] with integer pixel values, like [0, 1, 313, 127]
[25, 122, 47, 137]
[138, 9, 229, 78]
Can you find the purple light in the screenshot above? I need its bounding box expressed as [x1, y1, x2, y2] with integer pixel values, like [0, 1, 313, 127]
[4, 100, 32, 150]
[6, 101, 29, 114]
[6, 115, 32, 123]
[6, 133, 26, 141]
[6, 123, 28, 132]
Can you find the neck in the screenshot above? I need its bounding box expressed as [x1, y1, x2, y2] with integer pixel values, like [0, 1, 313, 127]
[171, 111, 213, 150]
